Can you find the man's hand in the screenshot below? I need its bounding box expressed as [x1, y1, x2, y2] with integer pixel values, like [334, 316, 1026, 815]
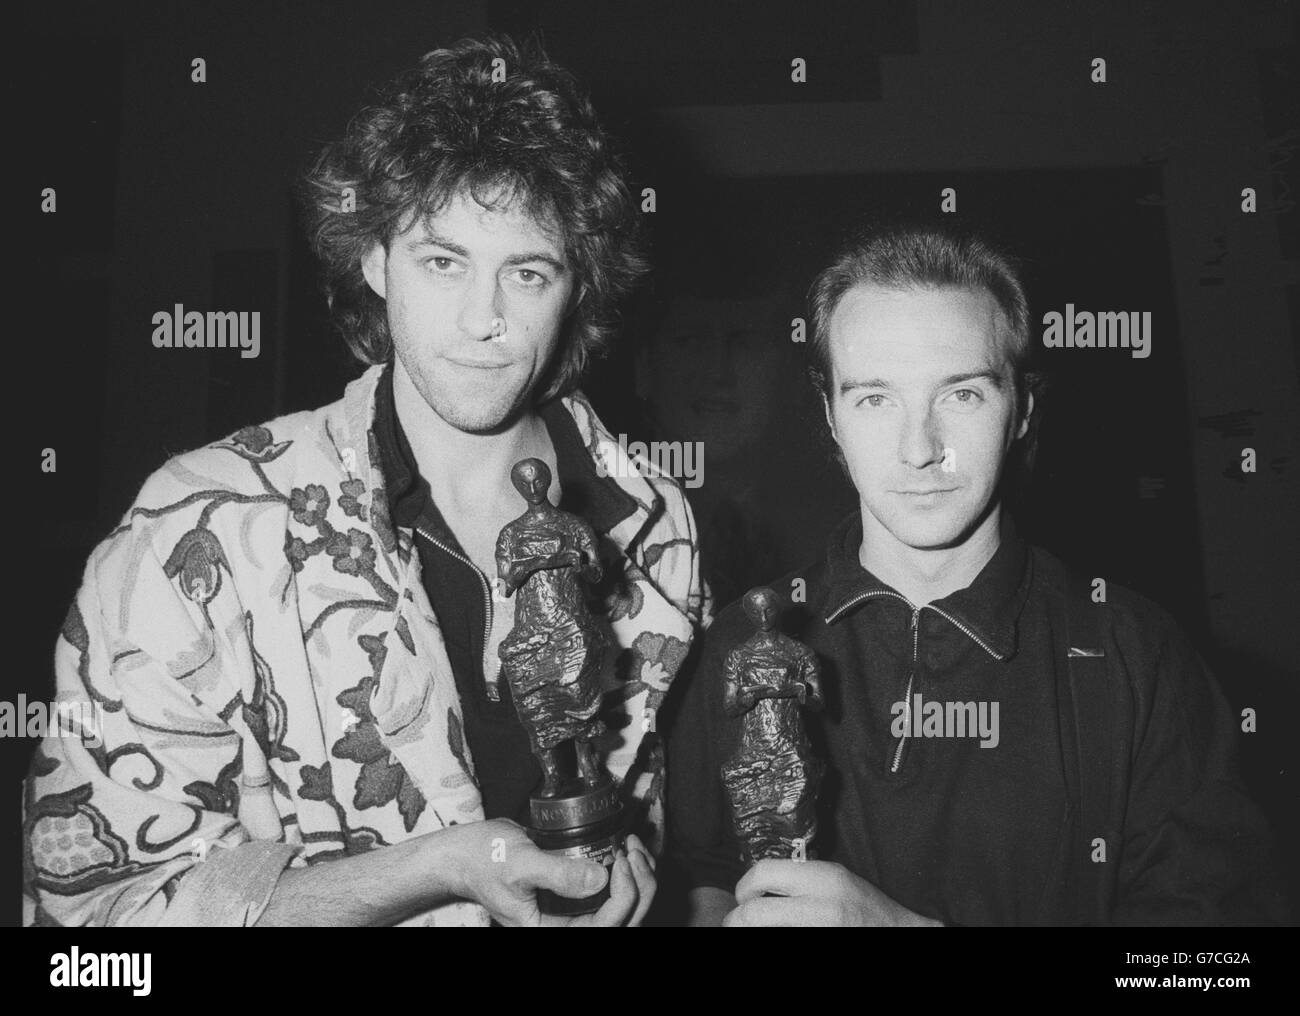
[445, 819, 656, 926]
[723, 860, 941, 927]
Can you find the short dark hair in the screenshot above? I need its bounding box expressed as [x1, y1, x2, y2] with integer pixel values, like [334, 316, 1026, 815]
[299, 33, 647, 401]
[806, 224, 1047, 484]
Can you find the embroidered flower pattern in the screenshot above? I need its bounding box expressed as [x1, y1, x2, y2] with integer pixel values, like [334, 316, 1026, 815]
[283, 476, 397, 616]
[338, 477, 367, 520]
[162, 528, 231, 606]
[220, 425, 291, 464]
[289, 484, 331, 528]
[329, 635, 427, 833]
[327, 529, 378, 577]
[623, 630, 690, 712]
[284, 533, 311, 573]
[297, 762, 389, 859]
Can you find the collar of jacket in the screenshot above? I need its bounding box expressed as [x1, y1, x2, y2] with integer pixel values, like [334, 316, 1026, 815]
[821, 509, 1034, 660]
[337, 363, 665, 561]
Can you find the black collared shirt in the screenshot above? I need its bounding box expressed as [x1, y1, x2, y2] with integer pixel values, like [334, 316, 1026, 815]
[665, 510, 1284, 925]
[372, 367, 637, 823]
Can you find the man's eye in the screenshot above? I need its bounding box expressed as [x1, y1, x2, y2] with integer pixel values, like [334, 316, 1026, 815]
[856, 394, 887, 408]
[425, 257, 458, 273]
[514, 268, 548, 286]
[950, 388, 983, 404]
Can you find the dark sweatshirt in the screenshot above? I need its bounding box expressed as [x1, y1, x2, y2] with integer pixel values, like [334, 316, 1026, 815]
[664, 510, 1285, 925]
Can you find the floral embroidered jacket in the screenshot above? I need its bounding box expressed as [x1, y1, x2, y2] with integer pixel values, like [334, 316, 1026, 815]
[23, 365, 709, 926]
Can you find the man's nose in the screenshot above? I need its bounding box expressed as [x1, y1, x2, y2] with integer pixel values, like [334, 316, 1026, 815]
[459, 272, 505, 340]
[898, 407, 945, 470]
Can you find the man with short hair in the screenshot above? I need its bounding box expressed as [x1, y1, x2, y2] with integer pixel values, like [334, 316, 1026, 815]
[24, 34, 708, 927]
[665, 225, 1283, 926]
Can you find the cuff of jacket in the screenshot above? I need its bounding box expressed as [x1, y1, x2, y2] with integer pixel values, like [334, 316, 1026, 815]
[158, 841, 301, 927]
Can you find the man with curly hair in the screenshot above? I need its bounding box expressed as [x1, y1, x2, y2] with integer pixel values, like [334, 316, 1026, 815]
[24, 34, 708, 927]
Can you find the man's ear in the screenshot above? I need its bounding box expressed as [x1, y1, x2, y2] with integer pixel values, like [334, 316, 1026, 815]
[822, 392, 838, 441]
[1015, 390, 1035, 440]
[360, 241, 388, 300]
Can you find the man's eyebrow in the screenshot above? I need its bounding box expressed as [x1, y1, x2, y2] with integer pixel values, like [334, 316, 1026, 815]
[405, 230, 567, 272]
[502, 251, 568, 273]
[837, 370, 1006, 396]
[405, 231, 467, 255]
[939, 370, 1006, 389]
[838, 377, 897, 395]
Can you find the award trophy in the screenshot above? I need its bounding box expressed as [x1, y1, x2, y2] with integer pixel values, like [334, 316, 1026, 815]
[721, 586, 825, 864]
[496, 458, 620, 915]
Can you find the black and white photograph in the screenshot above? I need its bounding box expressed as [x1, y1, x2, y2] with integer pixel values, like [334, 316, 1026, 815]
[11, 0, 1297, 989]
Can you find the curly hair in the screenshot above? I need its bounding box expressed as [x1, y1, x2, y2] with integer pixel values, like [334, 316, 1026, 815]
[298, 34, 647, 401]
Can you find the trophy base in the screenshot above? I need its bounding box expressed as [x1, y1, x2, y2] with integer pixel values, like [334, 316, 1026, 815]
[527, 778, 624, 917]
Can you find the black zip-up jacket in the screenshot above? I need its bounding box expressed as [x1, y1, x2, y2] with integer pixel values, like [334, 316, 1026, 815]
[665, 510, 1286, 925]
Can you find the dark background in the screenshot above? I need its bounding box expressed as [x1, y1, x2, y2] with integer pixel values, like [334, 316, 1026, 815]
[15, 0, 1298, 925]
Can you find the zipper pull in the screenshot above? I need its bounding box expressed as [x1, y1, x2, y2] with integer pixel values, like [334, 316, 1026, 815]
[889, 610, 923, 775]
[890, 671, 915, 774]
